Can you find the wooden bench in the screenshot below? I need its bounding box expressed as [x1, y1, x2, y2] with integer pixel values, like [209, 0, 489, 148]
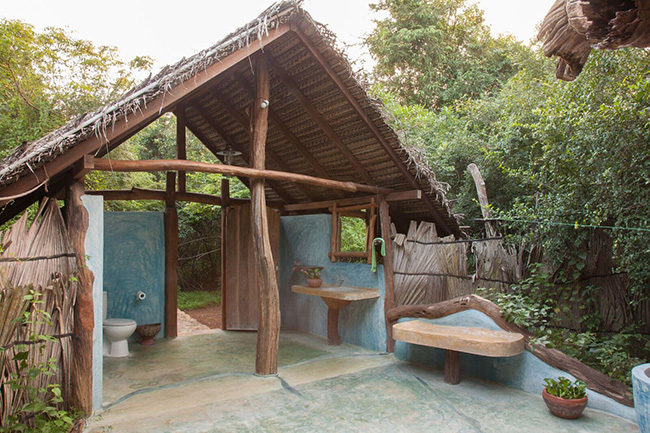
[393, 320, 525, 384]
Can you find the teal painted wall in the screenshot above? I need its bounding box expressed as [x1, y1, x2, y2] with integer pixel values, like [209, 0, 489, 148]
[83, 195, 104, 411]
[279, 214, 387, 352]
[103, 212, 165, 338]
[394, 311, 636, 421]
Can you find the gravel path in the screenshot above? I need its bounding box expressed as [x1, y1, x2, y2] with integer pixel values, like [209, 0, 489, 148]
[177, 309, 214, 336]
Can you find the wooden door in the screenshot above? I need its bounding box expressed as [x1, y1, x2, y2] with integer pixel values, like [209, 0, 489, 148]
[222, 204, 280, 330]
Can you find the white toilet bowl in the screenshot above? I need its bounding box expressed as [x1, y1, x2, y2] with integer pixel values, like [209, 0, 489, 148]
[103, 318, 137, 357]
[102, 291, 137, 357]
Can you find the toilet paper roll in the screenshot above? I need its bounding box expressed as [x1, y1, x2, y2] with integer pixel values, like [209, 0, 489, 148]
[136, 291, 146, 301]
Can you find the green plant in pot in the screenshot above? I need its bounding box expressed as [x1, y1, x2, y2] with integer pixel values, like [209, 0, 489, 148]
[296, 266, 323, 288]
[542, 377, 588, 419]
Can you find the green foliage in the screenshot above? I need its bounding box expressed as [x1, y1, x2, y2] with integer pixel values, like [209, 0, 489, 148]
[1, 291, 76, 432]
[0, 19, 151, 157]
[340, 216, 367, 252]
[366, 0, 528, 109]
[296, 267, 323, 279]
[177, 290, 221, 311]
[544, 377, 587, 400]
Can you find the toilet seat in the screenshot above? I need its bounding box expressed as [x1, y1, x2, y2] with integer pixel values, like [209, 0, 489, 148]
[104, 318, 136, 327]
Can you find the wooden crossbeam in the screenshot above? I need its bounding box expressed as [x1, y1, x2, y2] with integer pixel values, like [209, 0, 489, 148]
[283, 189, 422, 213]
[91, 158, 391, 195]
[264, 53, 376, 186]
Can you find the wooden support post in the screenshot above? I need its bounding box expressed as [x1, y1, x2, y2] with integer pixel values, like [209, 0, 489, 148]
[164, 172, 178, 338]
[220, 177, 229, 330]
[250, 56, 281, 375]
[66, 180, 95, 415]
[379, 197, 396, 352]
[176, 108, 187, 193]
[444, 350, 461, 385]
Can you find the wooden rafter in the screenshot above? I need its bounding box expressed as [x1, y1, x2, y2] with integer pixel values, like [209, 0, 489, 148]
[293, 28, 454, 235]
[264, 53, 375, 186]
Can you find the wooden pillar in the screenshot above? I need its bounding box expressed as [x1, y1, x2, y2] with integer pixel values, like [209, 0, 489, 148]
[164, 172, 178, 338]
[176, 108, 187, 193]
[66, 180, 95, 415]
[220, 177, 229, 330]
[250, 56, 280, 375]
[379, 197, 396, 352]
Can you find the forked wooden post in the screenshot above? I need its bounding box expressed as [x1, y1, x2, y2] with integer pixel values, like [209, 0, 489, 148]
[250, 56, 281, 375]
[164, 172, 178, 338]
[379, 197, 396, 352]
[66, 180, 95, 415]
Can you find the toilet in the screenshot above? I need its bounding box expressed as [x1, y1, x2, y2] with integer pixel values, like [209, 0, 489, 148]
[103, 291, 137, 357]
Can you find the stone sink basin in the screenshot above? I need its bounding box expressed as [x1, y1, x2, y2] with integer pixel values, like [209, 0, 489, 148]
[291, 284, 380, 301]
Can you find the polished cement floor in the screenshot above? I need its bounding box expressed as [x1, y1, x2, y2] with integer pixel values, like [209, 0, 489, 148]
[87, 330, 639, 433]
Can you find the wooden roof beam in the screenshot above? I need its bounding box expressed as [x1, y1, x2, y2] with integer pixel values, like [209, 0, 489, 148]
[209, 88, 314, 200]
[292, 27, 454, 236]
[264, 53, 376, 186]
[283, 190, 422, 213]
[190, 102, 293, 203]
[91, 158, 391, 195]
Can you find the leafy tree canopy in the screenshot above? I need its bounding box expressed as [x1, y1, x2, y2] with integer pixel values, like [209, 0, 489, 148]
[0, 19, 152, 157]
[366, 0, 529, 109]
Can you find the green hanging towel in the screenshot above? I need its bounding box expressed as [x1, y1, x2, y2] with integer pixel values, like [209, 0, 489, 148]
[372, 238, 386, 272]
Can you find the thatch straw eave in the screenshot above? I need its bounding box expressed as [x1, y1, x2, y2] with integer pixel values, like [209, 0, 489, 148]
[0, 0, 461, 236]
[539, 0, 650, 80]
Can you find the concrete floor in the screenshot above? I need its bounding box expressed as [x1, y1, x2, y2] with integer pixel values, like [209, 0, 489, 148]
[87, 330, 639, 433]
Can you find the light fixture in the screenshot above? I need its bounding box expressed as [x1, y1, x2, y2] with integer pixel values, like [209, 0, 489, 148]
[216, 144, 242, 166]
[216, 144, 242, 178]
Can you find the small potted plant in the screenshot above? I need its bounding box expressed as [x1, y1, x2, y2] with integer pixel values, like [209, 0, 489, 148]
[295, 266, 323, 288]
[542, 376, 588, 419]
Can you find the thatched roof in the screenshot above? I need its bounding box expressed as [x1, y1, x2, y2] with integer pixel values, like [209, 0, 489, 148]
[539, 0, 650, 80]
[0, 0, 461, 236]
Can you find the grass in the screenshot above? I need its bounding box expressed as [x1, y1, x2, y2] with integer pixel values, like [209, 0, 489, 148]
[178, 290, 221, 311]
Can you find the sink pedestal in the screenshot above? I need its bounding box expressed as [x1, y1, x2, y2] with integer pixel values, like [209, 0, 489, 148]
[322, 298, 351, 345]
[291, 284, 380, 346]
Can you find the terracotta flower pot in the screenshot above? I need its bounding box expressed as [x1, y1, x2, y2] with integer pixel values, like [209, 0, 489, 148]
[542, 388, 588, 419]
[307, 278, 322, 288]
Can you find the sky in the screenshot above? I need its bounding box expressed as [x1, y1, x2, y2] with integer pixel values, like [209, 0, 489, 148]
[2, 0, 556, 73]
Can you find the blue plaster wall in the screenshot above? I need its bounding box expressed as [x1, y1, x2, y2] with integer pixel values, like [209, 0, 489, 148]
[83, 195, 104, 412]
[103, 212, 165, 338]
[394, 311, 636, 421]
[279, 214, 386, 352]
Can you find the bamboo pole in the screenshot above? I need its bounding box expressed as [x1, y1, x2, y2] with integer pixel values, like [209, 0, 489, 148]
[251, 57, 280, 375]
[176, 108, 187, 193]
[91, 158, 390, 195]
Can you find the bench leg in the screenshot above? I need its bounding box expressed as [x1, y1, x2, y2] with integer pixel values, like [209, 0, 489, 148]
[444, 350, 460, 385]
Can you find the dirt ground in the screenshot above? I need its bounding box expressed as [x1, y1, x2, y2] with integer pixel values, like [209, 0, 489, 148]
[186, 305, 222, 329]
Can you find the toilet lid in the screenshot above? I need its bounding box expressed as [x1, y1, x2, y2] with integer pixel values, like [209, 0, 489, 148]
[104, 318, 136, 326]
